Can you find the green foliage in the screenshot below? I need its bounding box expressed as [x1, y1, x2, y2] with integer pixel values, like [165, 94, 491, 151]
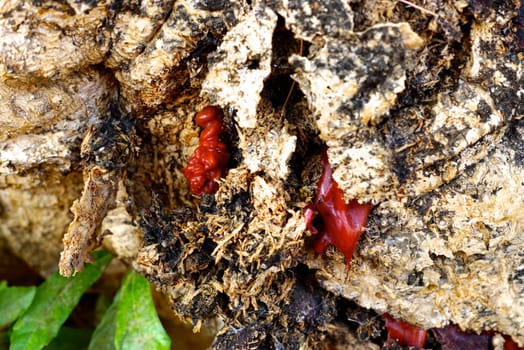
[90, 271, 170, 350]
[0, 281, 36, 328]
[113, 271, 171, 350]
[4, 250, 171, 350]
[45, 327, 93, 350]
[10, 250, 112, 350]
[88, 300, 118, 350]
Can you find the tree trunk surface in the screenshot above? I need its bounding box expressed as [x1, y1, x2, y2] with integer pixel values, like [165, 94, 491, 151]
[1, 0, 523, 348]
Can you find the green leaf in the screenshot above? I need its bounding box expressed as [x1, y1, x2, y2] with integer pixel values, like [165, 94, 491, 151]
[0, 282, 36, 327]
[88, 299, 117, 350]
[113, 271, 170, 350]
[10, 250, 113, 350]
[44, 327, 92, 350]
[89, 271, 170, 350]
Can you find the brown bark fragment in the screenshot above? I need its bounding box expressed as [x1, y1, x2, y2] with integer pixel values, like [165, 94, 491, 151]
[59, 166, 120, 276]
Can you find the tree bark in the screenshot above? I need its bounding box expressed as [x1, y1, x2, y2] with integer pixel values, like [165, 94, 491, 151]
[1, 0, 523, 348]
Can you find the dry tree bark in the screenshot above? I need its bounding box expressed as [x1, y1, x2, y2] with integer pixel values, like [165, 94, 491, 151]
[1, 0, 523, 348]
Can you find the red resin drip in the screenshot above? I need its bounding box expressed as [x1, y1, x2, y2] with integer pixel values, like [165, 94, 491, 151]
[504, 336, 524, 350]
[385, 313, 427, 349]
[304, 149, 373, 268]
[383, 317, 524, 349]
[182, 106, 230, 196]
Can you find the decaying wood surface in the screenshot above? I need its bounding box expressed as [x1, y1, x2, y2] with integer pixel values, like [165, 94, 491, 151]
[1, 0, 523, 348]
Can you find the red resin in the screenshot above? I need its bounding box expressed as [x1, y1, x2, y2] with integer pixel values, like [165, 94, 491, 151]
[182, 106, 230, 196]
[304, 150, 524, 350]
[383, 317, 524, 349]
[504, 336, 524, 350]
[385, 313, 427, 348]
[305, 149, 373, 268]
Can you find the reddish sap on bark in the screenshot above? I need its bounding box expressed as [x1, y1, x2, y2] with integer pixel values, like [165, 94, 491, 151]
[304, 149, 372, 268]
[183, 106, 230, 196]
[384, 313, 427, 348]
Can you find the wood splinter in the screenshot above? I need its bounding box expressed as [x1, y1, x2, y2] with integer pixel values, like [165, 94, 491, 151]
[59, 114, 136, 276]
[59, 166, 120, 276]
